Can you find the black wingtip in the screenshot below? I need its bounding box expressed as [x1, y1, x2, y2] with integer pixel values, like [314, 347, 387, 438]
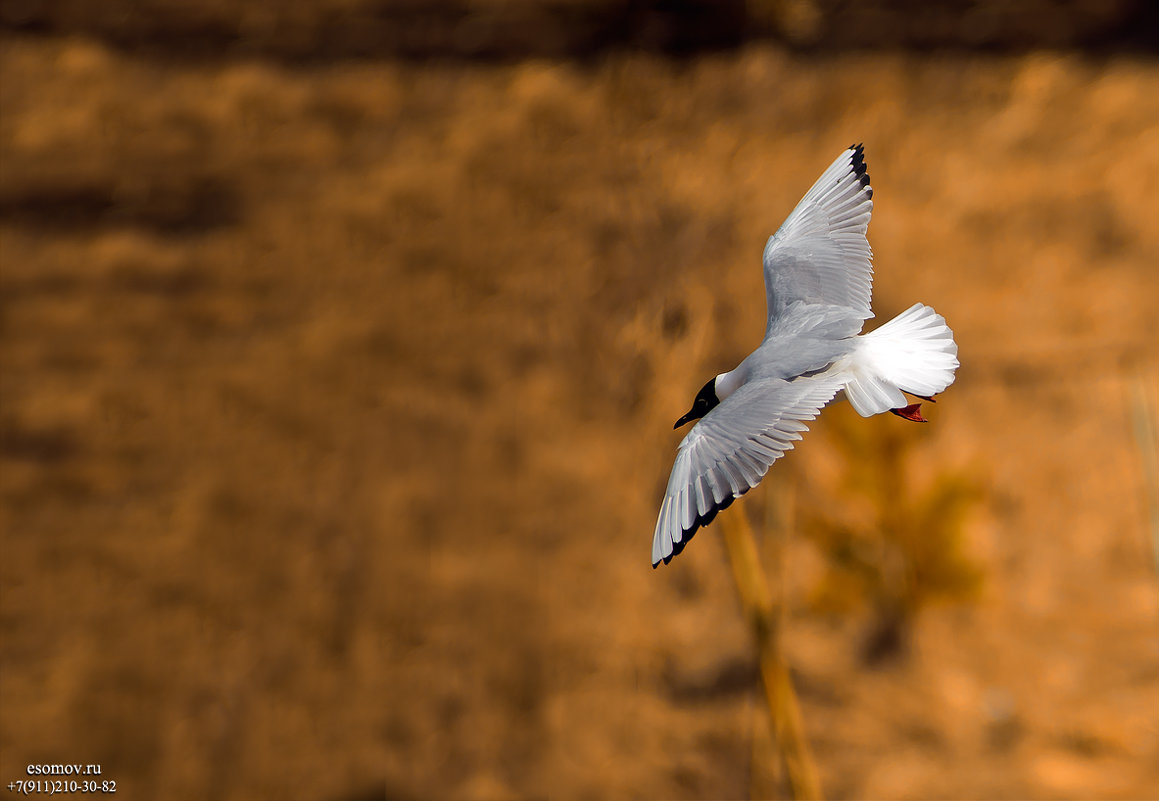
[656, 490, 743, 566]
[849, 142, 872, 197]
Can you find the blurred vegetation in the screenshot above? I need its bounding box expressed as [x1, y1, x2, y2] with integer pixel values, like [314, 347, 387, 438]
[2, 0, 1155, 61]
[800, 407, 984, 665]
[3, 0, 1157, 798]
[721, 509, 823, 800]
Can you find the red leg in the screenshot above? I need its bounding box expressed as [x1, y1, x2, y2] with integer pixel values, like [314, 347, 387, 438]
[890, 403, 927, 422]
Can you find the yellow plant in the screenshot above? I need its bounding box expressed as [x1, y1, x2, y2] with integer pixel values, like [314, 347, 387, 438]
[799, 404, 983, 663]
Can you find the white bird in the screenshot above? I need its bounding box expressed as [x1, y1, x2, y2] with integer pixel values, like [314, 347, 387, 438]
[652, 144, 959, 567]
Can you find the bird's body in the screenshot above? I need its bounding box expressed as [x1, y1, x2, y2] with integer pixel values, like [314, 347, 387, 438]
[653, 145, 959, 567]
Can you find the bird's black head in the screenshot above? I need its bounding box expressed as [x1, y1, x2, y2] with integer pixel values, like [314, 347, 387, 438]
[674, 377, 720, 429]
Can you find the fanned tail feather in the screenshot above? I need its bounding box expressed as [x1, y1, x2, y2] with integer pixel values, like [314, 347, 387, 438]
[842, 303, 959, 417]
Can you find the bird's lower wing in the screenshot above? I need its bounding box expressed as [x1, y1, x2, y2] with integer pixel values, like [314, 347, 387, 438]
[652, 375, 843, 566]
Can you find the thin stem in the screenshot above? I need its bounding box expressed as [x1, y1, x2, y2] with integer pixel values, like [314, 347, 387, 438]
[722, 506, 823, 801]
[1130, 373, 1159, 578]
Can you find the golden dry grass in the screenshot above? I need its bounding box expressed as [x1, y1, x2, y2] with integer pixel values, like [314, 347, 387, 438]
[2, 24, 1158, 801]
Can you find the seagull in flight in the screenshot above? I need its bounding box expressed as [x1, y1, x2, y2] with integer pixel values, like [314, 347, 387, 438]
[652, 144, 959, 567]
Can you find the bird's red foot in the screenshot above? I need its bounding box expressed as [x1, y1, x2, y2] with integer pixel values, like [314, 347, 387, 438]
[890, 403, 927, 422]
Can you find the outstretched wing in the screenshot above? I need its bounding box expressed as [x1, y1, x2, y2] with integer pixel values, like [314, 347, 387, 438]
[652, 375, 842, 566]
[763, 144, 875, 333]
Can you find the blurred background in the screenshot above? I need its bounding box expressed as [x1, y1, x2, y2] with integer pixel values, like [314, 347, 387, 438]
[2, 1, 1158, 799]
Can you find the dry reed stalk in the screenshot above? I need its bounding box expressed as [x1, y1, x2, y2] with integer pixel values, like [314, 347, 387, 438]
[750, 693, 779, 799]
[721, 505, 822, 801]
[1129, 372, 1159, 578]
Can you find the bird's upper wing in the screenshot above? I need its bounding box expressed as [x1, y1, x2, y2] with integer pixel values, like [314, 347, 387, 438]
[652, 375, 843, 566]
[762, 144, 875, 334]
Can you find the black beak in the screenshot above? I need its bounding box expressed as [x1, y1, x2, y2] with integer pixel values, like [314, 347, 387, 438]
[674, 410, 696, 429]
